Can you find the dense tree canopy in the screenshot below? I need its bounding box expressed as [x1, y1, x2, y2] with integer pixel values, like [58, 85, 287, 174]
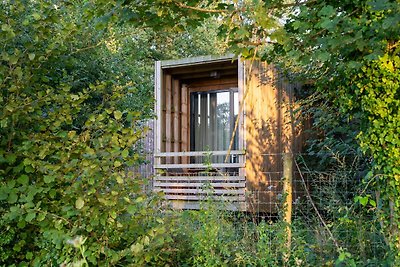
[1, 0, 399, 265]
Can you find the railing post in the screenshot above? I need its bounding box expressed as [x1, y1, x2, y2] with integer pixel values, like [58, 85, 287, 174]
[283, 152, 293, 264]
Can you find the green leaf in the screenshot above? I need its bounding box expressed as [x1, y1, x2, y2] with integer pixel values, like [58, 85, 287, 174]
[49, 189, 56, 198]
[71, 94, 79, 100]
[17, 175, 29, 185]
[369, 199, 376, 207]
[44, 175, 55, 183]
[114, 110, 122, 120]
[131, 243, 144, 254]
[320, 19, 335, 30]
[1, 24, 12, 32]
[8, 191, 18, 203]
[318, 5, 335, 17]
[75, 197, 85, 210]
[317, 51, 331, 62]
[114, 160, 122, 167]
[358, 196, 369, 206]
[17, 220, 26, 228]
[135, 196, 144, 203]
[37, 212, 47, 222]
[126, 205, 136, 215]
[25, 212, 36, 222]
[116, 176, 123, 184]
[236, 28, 249, 38]
[32, 13, 41, 20]
[292, 21, 302, 30]
[25, 252, 33, 260]
[28, 53, 35, 60]
[121, 149, 129, 158]
[0, 187, 8, 200]
[5, 153, 16, 163]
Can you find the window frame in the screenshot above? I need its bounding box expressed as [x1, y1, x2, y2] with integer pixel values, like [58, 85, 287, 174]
[189, 87, 239, 152]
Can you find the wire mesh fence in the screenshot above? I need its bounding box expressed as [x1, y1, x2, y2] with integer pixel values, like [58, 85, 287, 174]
[131, 122, 389, 265]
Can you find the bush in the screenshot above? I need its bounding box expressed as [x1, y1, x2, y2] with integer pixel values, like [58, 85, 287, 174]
[0, 2, 173, 265]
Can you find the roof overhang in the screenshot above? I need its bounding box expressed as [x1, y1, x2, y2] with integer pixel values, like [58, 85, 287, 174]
[160, 54, 236, 69]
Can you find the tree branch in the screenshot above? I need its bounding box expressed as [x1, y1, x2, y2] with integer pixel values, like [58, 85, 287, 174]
[173, 0, 317, 14]
[69, 41, 104, 56]
[272, 0, 318, 9]
[242, 40, 278, 46]
[173, 1, 227, 13]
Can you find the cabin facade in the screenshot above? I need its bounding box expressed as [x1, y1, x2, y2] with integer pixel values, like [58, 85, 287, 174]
[153, 55, 304, 212]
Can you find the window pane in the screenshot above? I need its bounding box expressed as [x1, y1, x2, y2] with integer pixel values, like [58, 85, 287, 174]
[191, 90, 238, 155]
[216, 92, 230, 151]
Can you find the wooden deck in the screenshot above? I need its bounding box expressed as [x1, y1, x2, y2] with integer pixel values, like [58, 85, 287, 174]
[153, 150, 246, 211]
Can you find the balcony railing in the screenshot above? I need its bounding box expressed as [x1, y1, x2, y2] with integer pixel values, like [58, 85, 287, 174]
[153, 150, 246, 210]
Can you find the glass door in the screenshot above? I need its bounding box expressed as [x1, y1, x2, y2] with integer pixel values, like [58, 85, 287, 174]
[190, 89, 238, 161]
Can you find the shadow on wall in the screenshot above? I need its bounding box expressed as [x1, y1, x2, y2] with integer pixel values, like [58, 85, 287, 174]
[244, 61, 307, 214]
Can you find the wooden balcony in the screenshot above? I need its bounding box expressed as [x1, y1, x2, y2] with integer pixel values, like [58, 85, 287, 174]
[153, 150, 246, 210]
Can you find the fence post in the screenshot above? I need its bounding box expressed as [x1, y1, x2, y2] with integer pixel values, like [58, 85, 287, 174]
[283, 152, 293, 264]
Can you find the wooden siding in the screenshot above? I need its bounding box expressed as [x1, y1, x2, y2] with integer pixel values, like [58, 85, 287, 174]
[244, 61, 304, 213]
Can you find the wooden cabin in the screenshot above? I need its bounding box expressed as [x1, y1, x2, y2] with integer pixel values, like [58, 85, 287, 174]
[153, 55, 305, 212]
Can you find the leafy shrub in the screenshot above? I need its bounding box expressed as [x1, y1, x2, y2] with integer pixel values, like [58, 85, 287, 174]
[0, 2, 174, 266]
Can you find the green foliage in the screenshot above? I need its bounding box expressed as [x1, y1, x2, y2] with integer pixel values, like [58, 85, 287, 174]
[0, 0, 229, 264]
[180, 208, 238, 266]
[337, 53, 400, 255]
[342, 54, 400, 179]
[1, 0, 397, 265]
[297, 154, 390, 265]
[167, 198, 385, 266]
[268, 0, 400, 257]
[0, 1, 174, 265]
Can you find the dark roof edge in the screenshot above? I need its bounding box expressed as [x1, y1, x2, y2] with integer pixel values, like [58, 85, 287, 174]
[160, 54, 236, 68]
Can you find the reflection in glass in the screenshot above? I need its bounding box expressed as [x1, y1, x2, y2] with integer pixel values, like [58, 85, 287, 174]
[190, 89, 238, 162]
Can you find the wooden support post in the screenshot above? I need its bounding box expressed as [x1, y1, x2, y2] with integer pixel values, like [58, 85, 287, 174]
[238, 60, 245, 178]
[181, 84, 188, 164]
[173, 79, 180, 163]
[154, 61, 162, 165]
[165, 74, 172, 164]
[283, 152, 293, 264]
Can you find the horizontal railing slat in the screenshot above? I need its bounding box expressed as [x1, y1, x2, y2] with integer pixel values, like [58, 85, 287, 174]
[154, 150, 245, 157]
[154, 188, 245, 194]
[154, 176, 245, 181]
[154, 182, 245, 188]
[155, 163, 245, 169]
[164, 195, 245, 201]
[170, 201, 246, 211]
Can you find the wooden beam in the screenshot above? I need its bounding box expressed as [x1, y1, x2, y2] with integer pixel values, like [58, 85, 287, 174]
[173, 69, 238, 80]
[154, 188, 245, 195]
[165, 74, 172, 163]
[283, 152, 293, 264]
[181, 84, 189, 164]
[170, 201, 246, 211]
[154, 163, 245, 169]
[173, 78, 180, 163]
[154, 61, 162, 168]
[154, 182, 246, 188]
[164, 195, 245, 202]
[155, 150, 245, 157]
[238, 59, 246, 177]
[154, 176, 246, 181]
[188, 77, 238, 89]
[161, 54, 235, 68]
